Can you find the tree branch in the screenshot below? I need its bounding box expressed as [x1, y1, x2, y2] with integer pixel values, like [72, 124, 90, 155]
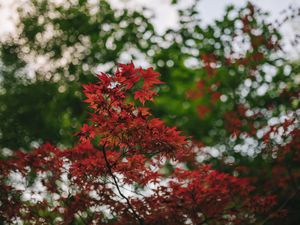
[101, 143, 144, 225]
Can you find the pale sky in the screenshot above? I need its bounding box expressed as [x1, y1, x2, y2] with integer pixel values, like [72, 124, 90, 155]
[108, 0, 299, 29]
[110, 0, 300, 55]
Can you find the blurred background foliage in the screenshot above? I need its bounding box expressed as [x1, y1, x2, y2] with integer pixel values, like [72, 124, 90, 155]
[0, 0, 157, 150]
[0, 0, 299, 154]
[1, 1, 300, 223]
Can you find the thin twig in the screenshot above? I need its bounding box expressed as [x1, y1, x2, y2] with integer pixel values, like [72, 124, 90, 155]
[101, 143, 144, 225]
[260, 191, 298, 225]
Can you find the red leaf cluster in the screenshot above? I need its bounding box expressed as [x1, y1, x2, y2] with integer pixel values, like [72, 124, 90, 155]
[1, 64, 292, 225]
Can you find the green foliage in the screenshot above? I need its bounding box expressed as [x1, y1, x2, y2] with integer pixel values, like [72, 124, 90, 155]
[0, 0, 299, 156]
[0, 1, 300, 223]
[0, 0, 155, 149]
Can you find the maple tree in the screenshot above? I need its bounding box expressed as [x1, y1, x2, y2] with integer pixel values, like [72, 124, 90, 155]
[1, 2, 300, 225]
[150, 5, 300, 224]
[1, 63, 298, 225]
[0, 1, 299, 152]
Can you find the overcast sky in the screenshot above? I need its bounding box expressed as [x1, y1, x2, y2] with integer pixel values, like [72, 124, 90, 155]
[109, 0, 300, 55]
[108, 0, 299, 30]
